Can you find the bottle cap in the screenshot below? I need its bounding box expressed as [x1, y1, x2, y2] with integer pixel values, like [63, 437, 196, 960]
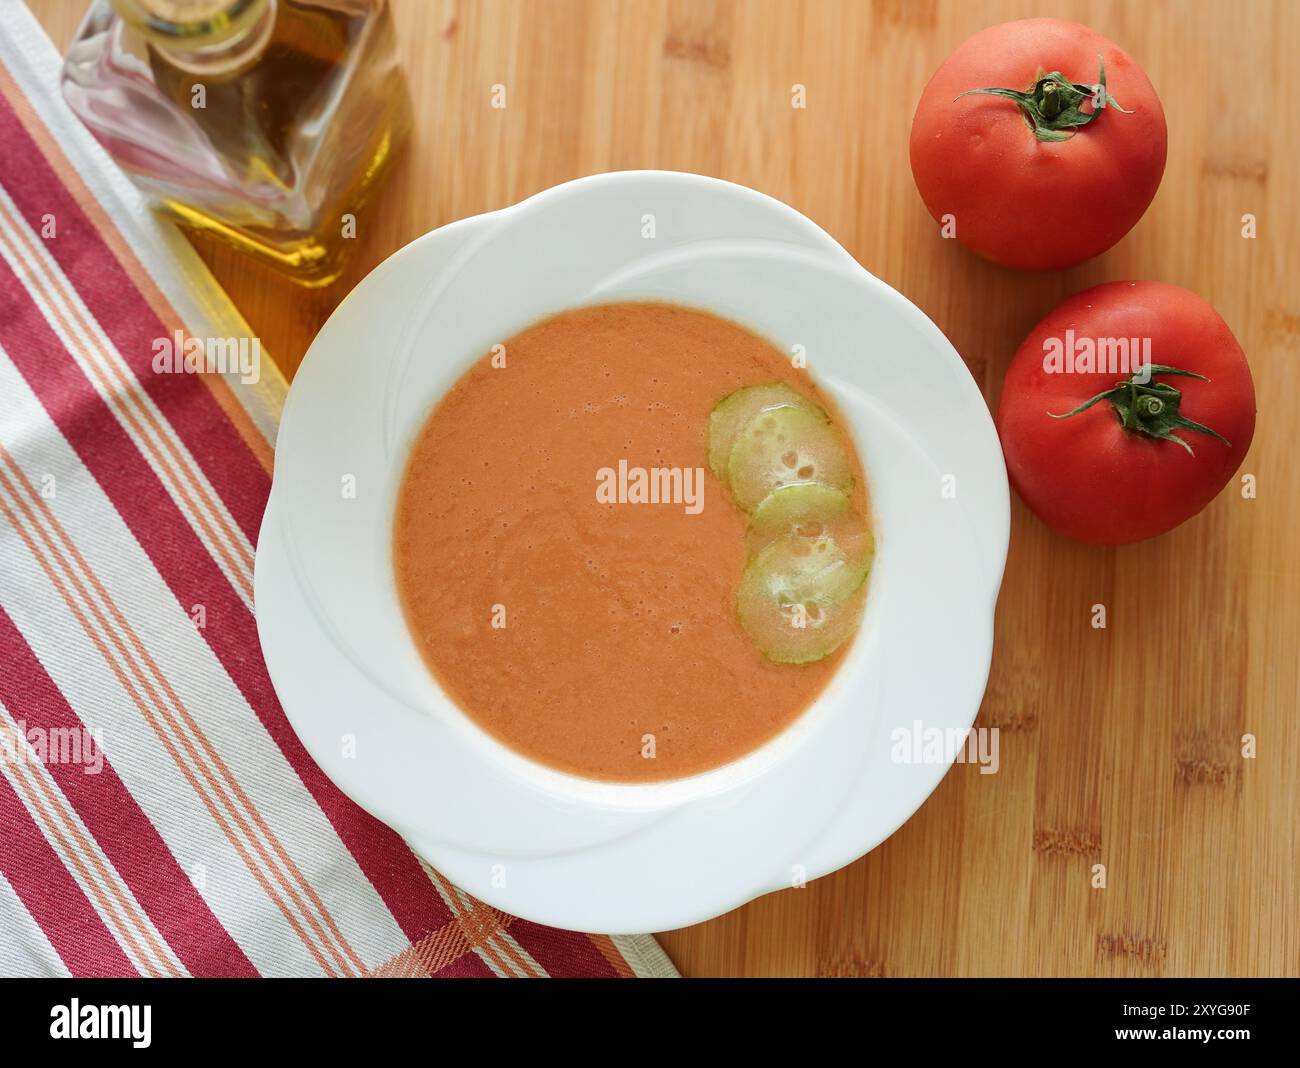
[112, 0, 270, 49]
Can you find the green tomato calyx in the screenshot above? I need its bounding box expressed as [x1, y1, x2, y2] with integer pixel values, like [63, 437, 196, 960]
[957, 55, 1132, 142]
[1049, 364, 1231, 456]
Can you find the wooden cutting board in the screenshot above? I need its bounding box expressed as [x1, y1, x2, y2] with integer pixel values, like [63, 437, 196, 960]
[32, 0, 1298, 977]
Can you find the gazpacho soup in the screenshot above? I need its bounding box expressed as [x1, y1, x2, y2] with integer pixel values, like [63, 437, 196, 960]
[393, 302, 873, 782]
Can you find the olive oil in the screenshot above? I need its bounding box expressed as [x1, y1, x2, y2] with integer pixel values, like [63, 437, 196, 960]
[63, 0, 411, 286]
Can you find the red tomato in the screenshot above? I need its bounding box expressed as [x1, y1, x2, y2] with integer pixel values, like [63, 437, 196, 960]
[996, 282, 1255, 544]
[909, 18, 1167, 270]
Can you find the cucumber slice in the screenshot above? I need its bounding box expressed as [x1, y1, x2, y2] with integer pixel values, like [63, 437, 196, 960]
[726, 405, 854, 512]
[707, 383, 815, 482]
[746, 483, 872, 562]
[736, 532, 867, 664]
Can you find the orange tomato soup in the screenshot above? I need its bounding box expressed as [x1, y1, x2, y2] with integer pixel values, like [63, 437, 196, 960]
[393, 302, 866, 781]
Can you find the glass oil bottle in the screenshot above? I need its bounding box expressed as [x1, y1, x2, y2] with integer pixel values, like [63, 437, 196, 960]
[62, 0, 412, 286]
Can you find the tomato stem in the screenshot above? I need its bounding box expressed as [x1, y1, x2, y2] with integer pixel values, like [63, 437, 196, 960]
[1048, 364, 1231, 456]
[1040, 81, 1063, 121]
[956, 55, 1132, 143]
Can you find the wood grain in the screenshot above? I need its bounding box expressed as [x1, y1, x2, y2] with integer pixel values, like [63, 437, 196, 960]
[29, 0, 1300, 977]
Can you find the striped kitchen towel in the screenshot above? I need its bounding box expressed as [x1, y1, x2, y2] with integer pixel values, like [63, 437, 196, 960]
[0, 1, 675, 979]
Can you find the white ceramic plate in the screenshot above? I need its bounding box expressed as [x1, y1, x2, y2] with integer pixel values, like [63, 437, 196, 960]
[254, 171, 1009, 933]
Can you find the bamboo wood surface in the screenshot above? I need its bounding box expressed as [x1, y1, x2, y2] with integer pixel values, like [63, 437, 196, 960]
[29, 0, 1300, 977]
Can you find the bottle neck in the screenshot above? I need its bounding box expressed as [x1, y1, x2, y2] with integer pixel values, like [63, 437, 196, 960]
[112, 0, 276, 74]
